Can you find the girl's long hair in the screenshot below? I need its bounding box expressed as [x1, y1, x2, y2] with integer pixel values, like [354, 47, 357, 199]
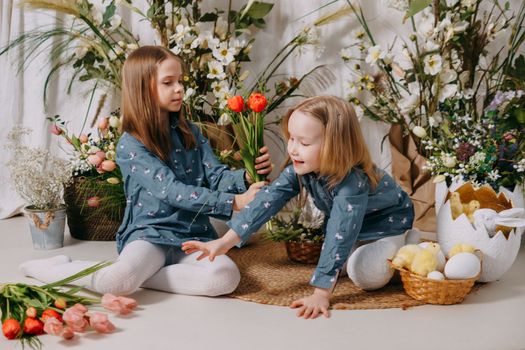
[282, 96, 380, 190]
[121, 45, 196, 163]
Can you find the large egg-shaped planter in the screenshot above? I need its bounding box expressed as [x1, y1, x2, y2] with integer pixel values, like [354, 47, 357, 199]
[435, 181, 524, 282]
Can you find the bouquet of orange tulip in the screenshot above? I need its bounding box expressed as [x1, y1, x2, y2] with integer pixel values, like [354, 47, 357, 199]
[224, 93, 268, 183]
[1, 262, 138, 349]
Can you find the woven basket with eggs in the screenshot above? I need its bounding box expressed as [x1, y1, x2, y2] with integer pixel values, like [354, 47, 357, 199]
[389, 242, 482, 305]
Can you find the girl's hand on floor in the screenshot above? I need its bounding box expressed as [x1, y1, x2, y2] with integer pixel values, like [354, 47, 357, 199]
[233, 181, 265, 211]
[290, 288, 331, 319]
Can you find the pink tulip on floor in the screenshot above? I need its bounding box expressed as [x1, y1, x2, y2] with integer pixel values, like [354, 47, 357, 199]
[62, 326, 75, 340]
[89, 313, 116, 334]
[63, 305, 89, 332]
[43, 317, 63, 336]
[101, 293, 138, 315]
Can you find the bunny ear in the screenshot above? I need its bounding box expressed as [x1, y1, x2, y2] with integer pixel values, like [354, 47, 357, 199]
[494, 217, 525, 227]
[498, 208, 525, 218]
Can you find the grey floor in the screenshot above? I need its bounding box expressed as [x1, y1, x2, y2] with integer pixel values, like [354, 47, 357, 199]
[1, 215, 525, 350]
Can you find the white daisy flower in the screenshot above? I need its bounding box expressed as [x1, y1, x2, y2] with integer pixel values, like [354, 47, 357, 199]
[207, 61, 226, 80]
[213, 43, 236, 65]
[365, 45, 386, 65]
[423, 54, 443, 75]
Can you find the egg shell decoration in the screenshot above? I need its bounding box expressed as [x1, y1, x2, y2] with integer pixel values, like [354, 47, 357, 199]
[444, 252, 481, 280]
[436, 181, 523, 282]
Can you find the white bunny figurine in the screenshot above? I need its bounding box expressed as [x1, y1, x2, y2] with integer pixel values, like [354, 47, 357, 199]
[473, 208, 525, 237]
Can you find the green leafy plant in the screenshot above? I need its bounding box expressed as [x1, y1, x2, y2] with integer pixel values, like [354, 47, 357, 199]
[265, 191, 325, 243]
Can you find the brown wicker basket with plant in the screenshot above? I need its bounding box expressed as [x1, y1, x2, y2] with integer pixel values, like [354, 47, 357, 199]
[49, 112, 126, 241]
[264, 190, 325, 264]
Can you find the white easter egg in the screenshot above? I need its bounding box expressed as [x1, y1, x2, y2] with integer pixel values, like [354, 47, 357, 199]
[444, 252, 481, 280]
[427, 270, 445, 281]
[418, 242, 446, 272]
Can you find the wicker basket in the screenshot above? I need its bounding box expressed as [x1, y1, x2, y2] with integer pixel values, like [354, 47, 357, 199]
[388, 258, 481, 305]
[63, 177, 125, 241]
[285, 241, 323, 264]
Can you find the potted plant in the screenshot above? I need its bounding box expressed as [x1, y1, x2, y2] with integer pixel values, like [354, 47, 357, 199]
[5, 126, 72, 250]
[265, 191, 325, 264]
[48, 112, 125, 241]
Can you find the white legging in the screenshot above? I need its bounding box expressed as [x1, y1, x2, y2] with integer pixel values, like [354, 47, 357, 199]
[20, 240, 241, 297]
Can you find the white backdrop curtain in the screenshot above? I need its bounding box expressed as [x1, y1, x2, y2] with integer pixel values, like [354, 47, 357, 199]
[5, 0, 502, 219]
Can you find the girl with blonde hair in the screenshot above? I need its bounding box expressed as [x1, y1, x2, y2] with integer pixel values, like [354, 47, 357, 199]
[183, 96, 414, 318]
[20, 46, 273, 297]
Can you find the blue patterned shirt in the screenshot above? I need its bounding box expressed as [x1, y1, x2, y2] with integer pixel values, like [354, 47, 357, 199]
[115, 120, 247, 253]
[227, 165, 414, 289]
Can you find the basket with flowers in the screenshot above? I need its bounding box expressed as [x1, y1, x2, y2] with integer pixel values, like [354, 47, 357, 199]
[49, 111, 125, 241]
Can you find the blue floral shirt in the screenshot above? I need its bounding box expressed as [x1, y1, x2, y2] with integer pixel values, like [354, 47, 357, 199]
[227, 165, 414, 289]
[115, 119, 247, 253]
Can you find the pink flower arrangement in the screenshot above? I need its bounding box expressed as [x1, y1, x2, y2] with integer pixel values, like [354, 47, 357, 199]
[48, 113, 122, 181]
[47, 112, 125, 213]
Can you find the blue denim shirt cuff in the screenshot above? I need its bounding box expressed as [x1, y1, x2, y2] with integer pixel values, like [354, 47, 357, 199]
[233, 169, 248, 193]
[214, 192, 235, 218]
[226, 219, 253, 248]
[309, 270, 338, 289]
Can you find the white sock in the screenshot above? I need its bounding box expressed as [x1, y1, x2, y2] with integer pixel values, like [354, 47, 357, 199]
[19, 255, 72, 276]
[142, 250, 240, 296]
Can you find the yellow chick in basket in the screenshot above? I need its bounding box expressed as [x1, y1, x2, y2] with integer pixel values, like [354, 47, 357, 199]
[449, 192, 464, 220]
[448, 243, 476, 258]
[410, 249, 438, 277]
[392, 244, 422, 269]
[463, 200, 480, 223]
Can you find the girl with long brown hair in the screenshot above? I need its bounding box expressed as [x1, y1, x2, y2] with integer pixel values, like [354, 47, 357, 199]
[20, 46, 272, 297]
[183, 96, 415, 318]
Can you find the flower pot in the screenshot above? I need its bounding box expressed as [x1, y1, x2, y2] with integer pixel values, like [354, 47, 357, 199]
[285, 241, 323, 264]
[24, 205, 67, 250]
[435, 181, 524, 282]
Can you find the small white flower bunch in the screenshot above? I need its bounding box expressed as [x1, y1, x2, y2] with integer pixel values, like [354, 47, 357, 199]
[5, 126, 73, 210]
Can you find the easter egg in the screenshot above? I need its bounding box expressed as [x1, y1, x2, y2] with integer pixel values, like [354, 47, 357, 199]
[427, 270, 445, 281]
[444, 252, 481, 280]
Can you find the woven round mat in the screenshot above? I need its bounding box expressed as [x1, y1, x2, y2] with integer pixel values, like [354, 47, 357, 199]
[227, 238, 482, 310]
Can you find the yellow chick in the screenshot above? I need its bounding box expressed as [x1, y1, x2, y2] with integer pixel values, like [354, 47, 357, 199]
[392, 244, 422, 269]
[419, 242, 446, 271]
[448, 243, 476, 258]
[410, 249, 438, 277]
[463, 200, 480, 223]
[449, 192, 464, 220]
[419, 242, 441, 255]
